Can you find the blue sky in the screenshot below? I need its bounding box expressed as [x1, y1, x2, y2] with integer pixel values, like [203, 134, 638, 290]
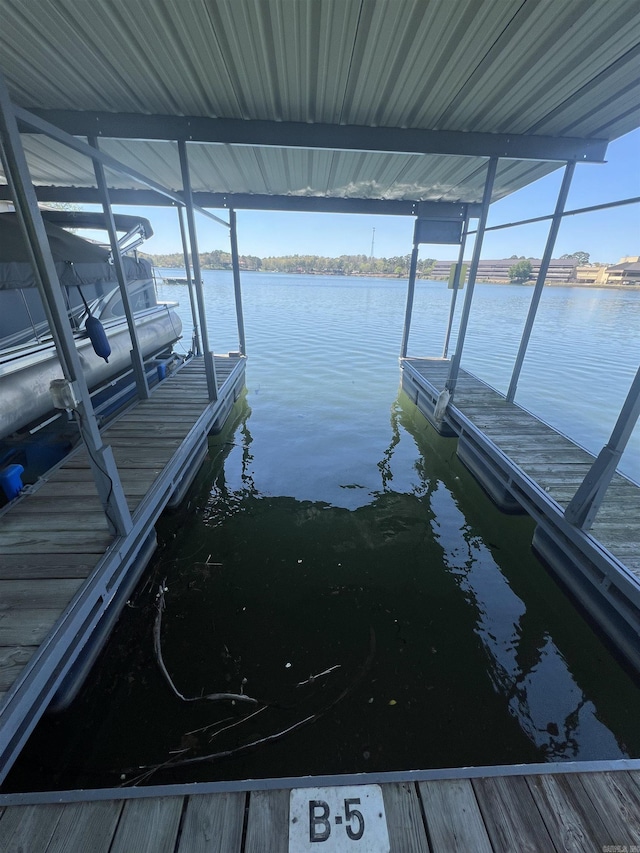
[120, 128, 639, 265]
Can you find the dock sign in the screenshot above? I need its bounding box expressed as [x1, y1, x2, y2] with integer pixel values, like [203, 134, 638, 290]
[289, 785, 389, 852]
[448, 262, 467, 289]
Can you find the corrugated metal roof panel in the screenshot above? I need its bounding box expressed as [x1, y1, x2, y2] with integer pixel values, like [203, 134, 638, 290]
[18, 133, 560, 205]
[0, 0, 639, 205]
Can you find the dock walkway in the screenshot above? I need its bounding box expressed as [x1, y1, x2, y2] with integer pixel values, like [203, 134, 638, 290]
[0, 354, 245, 780]
[401, 357, 640, 669]
[0, 765, 639, 851]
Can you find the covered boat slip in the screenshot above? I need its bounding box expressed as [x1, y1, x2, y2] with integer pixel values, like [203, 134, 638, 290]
[0, 354, 245, 775]
[1, 764, 640, 851]
[401, 358, 640, 669]
[1, 0, 640, 838]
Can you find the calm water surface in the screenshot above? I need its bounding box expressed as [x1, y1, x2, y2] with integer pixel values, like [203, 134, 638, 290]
[6, 273, 640, 791]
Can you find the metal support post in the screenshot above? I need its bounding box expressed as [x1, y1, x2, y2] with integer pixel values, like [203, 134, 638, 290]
[89, 137, 149, 399]
[400, 243, 420, 358]
[445, 158, 498, 395]
[0, 73, 131, 535]
[229, 209, 247, 355]
[565, 365, 640, 529]
[178, 140, 218, 400]
[442, 218, 469, 358]
[507, 161, 576, 402]
[177, 205, 202, 356]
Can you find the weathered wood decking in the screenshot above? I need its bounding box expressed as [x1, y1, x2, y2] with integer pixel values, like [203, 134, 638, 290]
[0, 354, 245, 780]
[401, 357, 640, 670]
[0, 766, 639, 851]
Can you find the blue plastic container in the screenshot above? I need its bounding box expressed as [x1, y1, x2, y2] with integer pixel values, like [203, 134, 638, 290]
[0, 463, 24, 500]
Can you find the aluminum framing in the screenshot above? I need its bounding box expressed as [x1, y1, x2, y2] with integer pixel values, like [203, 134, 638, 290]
[0, 185, 484, 217]
[13, 106, 231, 229]
[24, 110, 610, 163]
[2, 756, 640, 806]
[506, 161, 576, 403]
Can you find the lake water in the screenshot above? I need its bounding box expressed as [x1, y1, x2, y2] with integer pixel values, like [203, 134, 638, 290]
[5, 272, 640, 791]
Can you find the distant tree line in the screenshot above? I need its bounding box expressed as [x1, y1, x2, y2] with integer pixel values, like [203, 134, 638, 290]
[142, 250, 436, 277]
[142, 249, 262, 271]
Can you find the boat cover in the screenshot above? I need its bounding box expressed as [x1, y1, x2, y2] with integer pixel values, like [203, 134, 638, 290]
[0, 213, 152, 289]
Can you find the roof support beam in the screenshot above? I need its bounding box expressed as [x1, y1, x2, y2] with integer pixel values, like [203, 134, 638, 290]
[28, 110, 609, 163]
[0, 185, 483, 218]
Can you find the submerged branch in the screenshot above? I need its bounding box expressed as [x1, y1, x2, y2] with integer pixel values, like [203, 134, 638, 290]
[127, 626, 377, 783]
[296, 664, 341, 688]
[153, 582, 258, 706]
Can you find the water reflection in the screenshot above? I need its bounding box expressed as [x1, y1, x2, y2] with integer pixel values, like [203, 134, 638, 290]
[394, 397, 634, 762]
[190, 393, 633, 768]
[429, 480, 621, 760]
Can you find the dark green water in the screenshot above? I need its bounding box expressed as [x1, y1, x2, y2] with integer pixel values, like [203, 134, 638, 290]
[5, 273, 640, 791]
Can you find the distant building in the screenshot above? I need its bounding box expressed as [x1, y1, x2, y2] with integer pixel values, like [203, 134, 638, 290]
[429, 258, 578, 283]
[576, 257, 640, 286]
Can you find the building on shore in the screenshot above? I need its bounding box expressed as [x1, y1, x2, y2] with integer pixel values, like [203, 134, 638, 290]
[576, 256, 640, 286]
[429, 257, 578, 283]
[429, 257, 640, 285]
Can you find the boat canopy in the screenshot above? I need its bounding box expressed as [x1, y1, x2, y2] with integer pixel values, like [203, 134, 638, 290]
[0, 212, 152, 289]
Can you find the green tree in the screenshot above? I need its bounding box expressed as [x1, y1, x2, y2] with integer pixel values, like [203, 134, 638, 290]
[508, 259, 533, 283]
[561, 251, 590, 265]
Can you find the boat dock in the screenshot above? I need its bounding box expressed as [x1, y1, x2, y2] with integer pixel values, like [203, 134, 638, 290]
[0, 762, 639, 851]
[401, 357, 640, 670]
[0, 354, 245, 776]
[1, 0, 640, 841]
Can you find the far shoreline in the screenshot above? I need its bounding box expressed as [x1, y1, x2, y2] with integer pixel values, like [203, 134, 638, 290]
[157, 267, 640, 290]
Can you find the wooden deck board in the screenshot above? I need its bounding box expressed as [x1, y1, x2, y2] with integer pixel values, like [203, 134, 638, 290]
[0, 610, 64, 646]
[526, 773, 612, 849]
[472, 775, 555, 852]
[178, 792, 245, 853]
[575, 770, 640, 842]
[110, 796, 183, 853]
[0, 579, 84, 610]
[0, 512, 110, 532]
[0, 646, 38, 693]
[244, 790, 288, 853]
[419, 778, 492, 852]
[381, 782, 430, 852]
[45, 800, 124, 853]
[0, 803, 66, 852]
[0, 554, 97, 580]
[0, 531, 113, 554]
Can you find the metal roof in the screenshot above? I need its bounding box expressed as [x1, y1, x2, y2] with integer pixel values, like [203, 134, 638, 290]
[0, 0, 639, 211]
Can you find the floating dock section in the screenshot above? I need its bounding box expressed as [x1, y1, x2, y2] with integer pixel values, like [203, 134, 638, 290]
[401, 356, 640, 672]
[1, 762, 640, 850]
[0, 354, 245, 780]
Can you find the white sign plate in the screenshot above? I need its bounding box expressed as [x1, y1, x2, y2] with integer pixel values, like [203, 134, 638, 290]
[288, 784, 389, 852]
